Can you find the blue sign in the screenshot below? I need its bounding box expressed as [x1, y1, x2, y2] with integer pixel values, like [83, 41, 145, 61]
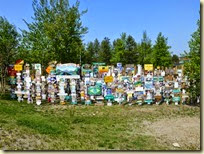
[117, 63, 122, 68]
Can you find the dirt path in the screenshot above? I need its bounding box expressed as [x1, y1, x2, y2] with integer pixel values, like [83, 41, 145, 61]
[143, 117, 200, 150]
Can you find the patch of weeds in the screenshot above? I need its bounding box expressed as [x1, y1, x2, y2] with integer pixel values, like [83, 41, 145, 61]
[0, 119, 8, 124]
[17, 115, 63, 135]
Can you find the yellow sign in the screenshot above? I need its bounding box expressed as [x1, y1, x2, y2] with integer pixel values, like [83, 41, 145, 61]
[144, 64, 153, 71]
[14, 65, 23, 71]
[104, 76, 113, 83]
[98, 66, 108, 73]
[116, 88, 124, 93]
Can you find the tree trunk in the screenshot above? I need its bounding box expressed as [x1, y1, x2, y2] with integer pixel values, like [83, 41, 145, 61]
[0, 66, 6, 93]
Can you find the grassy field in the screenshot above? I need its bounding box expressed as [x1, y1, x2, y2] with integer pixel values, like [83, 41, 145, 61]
[0, 99, 200, 150]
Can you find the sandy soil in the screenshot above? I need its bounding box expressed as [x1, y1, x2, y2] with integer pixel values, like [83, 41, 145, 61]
[143, 117, 200, 150]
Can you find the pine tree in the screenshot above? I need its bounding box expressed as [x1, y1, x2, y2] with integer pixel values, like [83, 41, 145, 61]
[99, 37, 112, 64]
[152, 32, 172, 67]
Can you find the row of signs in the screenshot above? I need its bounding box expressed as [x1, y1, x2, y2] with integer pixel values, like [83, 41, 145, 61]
[14, 63, 154, 73]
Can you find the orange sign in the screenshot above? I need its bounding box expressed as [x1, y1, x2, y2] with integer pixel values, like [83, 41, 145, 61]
[98, 66, 109, 73]
[46, 66, 51, 74]
[104, 76, 113, 83]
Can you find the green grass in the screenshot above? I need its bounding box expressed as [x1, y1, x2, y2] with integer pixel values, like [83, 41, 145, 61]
[0, 99, 200, 150]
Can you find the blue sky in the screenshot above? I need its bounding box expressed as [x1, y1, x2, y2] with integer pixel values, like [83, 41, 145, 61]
[0, 0, 200, 55]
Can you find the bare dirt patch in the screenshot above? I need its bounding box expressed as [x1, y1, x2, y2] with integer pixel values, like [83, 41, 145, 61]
[143, 117, 200, 150]
[0, 127, 52, 150]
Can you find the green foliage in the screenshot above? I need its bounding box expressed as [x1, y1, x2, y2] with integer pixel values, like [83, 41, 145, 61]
[0, 16, 20, 92]
[184, 20, 200, 100]
[93, 38, 100, 61]
[17, 115, 62, 135]
[18, 0, 88, 68]
[111, 38, 125, 64]
[0, 17, 19, 65]
[152, 32, 172, 67]
[84, 42, 95, 64]
[111, 33, 138, 65]
[98, 37, 112, 64]
[172, 54, 179, 65]
[138, 31, 153, 65]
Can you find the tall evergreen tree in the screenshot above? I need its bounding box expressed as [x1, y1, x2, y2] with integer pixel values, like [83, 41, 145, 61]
[152, 32, 172, 67]
[93, 38, 100, 61]
[125, 35, 138, 64]
[85, 41, 95, 64]
[99, 37, 112, 64]
[111, 38, 125, 65]
[138, 31, 152, 65]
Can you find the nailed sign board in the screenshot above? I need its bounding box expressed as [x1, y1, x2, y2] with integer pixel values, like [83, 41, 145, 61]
[98, 66, 108, 73]
[34, 64, 41, 70]
[14, 65, 23, 71]
[56, 63, 80, 76]
[87, 86, 102, 96]
[117, 63, 122, 68]
[144, 64, 153, 71]
[104, 76, 113, 83]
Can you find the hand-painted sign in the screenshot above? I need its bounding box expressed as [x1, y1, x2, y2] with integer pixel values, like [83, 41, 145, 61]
[56, 63, 80, 76]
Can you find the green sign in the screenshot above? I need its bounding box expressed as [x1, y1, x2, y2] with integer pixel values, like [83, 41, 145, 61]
[134, 81, 142, 86]
[92, 62, 106, 66]
[153, 77, 158, 82]
[145, 99, 153, 103]
[173, 89, 180, 93]
[88, 86, 102, 96]
[158, 76, 164, 82]
[105, 94, 114, 100]
[173, 97, 180, 102]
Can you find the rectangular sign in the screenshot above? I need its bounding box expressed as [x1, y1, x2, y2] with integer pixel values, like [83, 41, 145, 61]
[92, 62, 106, 66]
[56, 63, 80, 75]
[34, 64, 41, 70]
[144, 64, 153, 71]
[104, 76, 113, 83]
[14, 65, 22, 71]
[87, 86, 102, 96]
[98, 66, 108, 73]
